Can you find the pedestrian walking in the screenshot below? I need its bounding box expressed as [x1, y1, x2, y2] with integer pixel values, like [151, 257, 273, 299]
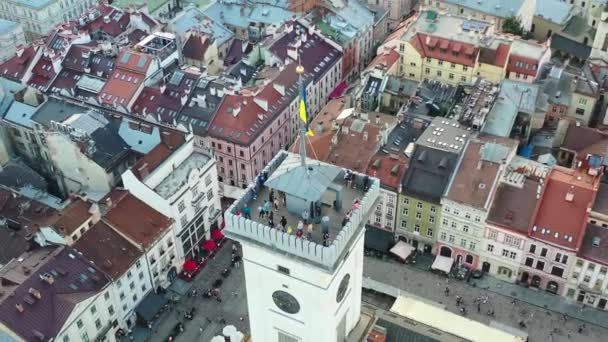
[280, 216, 287, 228]
[477, 303, 481, 313]
[243, 205, 251, 219]
[302, 209, 309, 225]
[274, 198, 280, 211]
[444, 286, 450, 296]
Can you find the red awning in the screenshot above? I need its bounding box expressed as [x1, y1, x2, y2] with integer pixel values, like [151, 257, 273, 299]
[211, 229, 224, 240]
[183, 259, 197, 272]
[329, 82, 347, 99]
[202, 239, 217, 252]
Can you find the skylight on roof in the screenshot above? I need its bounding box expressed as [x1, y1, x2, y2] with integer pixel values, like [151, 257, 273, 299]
[120, 52, 131, 64]
[137, 56, 148, 68]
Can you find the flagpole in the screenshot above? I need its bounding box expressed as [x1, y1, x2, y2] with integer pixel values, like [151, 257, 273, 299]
[296, 62, 307, 170]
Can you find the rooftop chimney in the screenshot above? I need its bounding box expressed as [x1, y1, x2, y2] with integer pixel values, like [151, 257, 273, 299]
[363, 131, 368, 141]
[137, 163, 150, 179]
[565, 189, 574, 202]
[28, 288, 42, 299]
[40, 273, 54, 285]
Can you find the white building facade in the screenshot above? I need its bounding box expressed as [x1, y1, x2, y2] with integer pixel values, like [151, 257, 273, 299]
[0, 19, 26, 63]
[122, 135, 222, 260]
[479, 224, 528, 282]
[0, 0, 98, 41]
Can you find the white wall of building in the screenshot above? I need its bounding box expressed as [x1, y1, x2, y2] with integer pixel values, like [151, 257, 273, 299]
[241, 229, 365, 342]
[56, 287, 116, 342]
[478, 224, 528, 282]
[0, 21, 26, 62]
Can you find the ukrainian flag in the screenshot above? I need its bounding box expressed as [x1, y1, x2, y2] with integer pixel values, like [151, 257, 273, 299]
[299, 86, 314, 136]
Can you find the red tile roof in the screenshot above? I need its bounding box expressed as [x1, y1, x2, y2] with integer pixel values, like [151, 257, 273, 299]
[0, 46, 37, 82]
[411, 33, 478, 67]
[132, 71, 197, 123]
[51, 69, 81, 91]
[115, 50, 153, 74]
[99, 69, 143, 106]
[182, 33, 211, 61]
[84, 6, 131, 37]
[366, 47, 400, 71]
[447, 142, 501, 209]
[130, 136, 185, 180]
[27, 57, 55, 89]
[367, 154, 409, 191]
[530, 167, 600, 250]
[102, 190, 172, 248]
[54, 199, 94, 235]
[73, 221, 143, 278]
[507, 55, 539, 77]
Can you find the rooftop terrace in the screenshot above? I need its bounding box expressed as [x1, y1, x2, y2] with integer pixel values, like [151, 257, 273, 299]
[225, 151, 380, 271]
[154, 150, 211, 198]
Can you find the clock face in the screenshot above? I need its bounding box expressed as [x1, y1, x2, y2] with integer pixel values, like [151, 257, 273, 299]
[272, 290, 300, 314]
[336, 274, 350, 303]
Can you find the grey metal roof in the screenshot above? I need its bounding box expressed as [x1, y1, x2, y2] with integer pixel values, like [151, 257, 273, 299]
[265, 153, 342, 202]
[31, 98, 87, 127]
[550, 34, 591, 60]
[3, 100, 38, 128]
[401, 145, 459, 204]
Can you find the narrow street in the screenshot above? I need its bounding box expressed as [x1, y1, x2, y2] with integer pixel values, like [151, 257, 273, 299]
[149, 241, 249, 342]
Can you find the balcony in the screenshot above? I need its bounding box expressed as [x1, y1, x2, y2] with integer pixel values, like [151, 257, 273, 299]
[208, 208, 221, 222]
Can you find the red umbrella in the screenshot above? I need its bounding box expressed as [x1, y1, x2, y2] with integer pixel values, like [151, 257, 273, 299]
[183, 259, 197, 272]
[201, 239, 217, 252]
[211, 229, 224, 240]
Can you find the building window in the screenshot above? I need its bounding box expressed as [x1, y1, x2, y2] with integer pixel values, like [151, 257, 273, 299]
[178, 200, 185, 213]
[440, 232, 447, 240]
[77, 319, 84, 329]
[453, 209, 459, 215]
[463, 225, 469, 233]
[181, 215, 188, 227]
[95, 318, 102, 330]
[460, 238, 466, 247]
[488, 230, 498, 240]
[469, 241, 476, 250]
[425, 68, 430, 74]
[451, 222, 457, 229]
[442, 218, 448, 226]
[487, 244, 494, 252]
[426, 57, 431, 63]
[427, 228, 433, 237]
[437, 70, 442, 77]
[108, 305, 114, 316]
[415, 212, 422, 220]
[403, 198, 409, 205]
[576, 108, 585, 115]
[207, 190, 214, 201]
[502, 249, 509, 257]
[529, 244, 536, 254]
[540, 248, 548, 257]
[474, 216, 481, 223]
[449, 73, 454, 80]
[509, 251, 517, 259]
[438, 60, 444, 66]
[463, 66, 468, 71]
[81, 333, 90, 342]
[401, 220, 407, 228]
[460, 76, 466, 82]
[450, 63, 455, 69]
[536, 260, 545, 270]
[449, 235, 455, 243]
[414, 224, 420, 232]
[525, 257, 534, 266]
[402, 208, 408, 215]
[417, 202, 423, 209]
[104, 292, 110, 301]
[551, 266, 564, 277]
[429, 216, 435, 224]
[90, 305, 97, 315]
[430, 206, 436, 213]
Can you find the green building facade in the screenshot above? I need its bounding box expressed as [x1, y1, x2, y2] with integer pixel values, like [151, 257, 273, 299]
[396, 194, 440, 254]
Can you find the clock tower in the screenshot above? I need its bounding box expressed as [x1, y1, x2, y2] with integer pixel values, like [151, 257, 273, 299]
[224, 62, 379, 342]
[224, 149, 379, 342]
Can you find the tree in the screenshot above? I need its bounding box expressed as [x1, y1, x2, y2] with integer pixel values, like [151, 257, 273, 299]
[502, 17, 524, 36]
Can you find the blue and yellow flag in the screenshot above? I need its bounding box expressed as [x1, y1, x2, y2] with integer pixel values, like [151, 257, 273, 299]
[299, 86, 314, 136]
